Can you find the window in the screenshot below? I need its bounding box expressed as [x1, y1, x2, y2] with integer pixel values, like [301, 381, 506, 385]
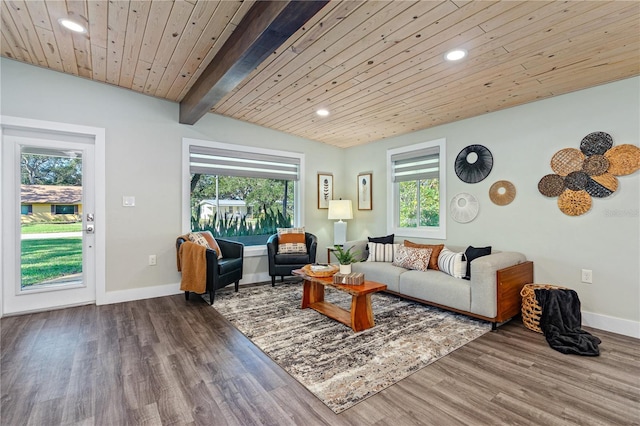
[52, 204, 77, 215]
[387, 138, 446, 239]
[21, 205, 32, 215]
[183, 139, 304, 248]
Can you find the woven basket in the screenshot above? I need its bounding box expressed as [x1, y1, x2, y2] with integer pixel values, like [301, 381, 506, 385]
[538, 174, 565, 197]
[582, 154, 609, 176]
[604, 144, 640, 176]
[302, 264, 339, 278]
[564, 171, 589, 191]
[551, 148, 585, 176]
[557, 189, 591, 216]
[521, 284, 568, 333]
[580, 131, 613, 156]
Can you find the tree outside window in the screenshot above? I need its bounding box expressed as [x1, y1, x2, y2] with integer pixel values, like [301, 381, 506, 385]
[190, 174, 294, 245]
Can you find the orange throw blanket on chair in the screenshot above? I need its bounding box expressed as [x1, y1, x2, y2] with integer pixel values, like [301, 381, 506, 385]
[177, 239, 207, 294]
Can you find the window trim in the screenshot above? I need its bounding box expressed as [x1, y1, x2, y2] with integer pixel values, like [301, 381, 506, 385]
[387, 138, 447, 240]
[182, 138, 305, 257]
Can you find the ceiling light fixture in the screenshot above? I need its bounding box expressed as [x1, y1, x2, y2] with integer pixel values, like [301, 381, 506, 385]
[316, 109, 330, 117]
[58, 18, 86, 33]
[444, 49, 467, 62]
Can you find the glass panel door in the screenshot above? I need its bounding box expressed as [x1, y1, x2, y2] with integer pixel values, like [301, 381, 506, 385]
[20, 147, 84, 290]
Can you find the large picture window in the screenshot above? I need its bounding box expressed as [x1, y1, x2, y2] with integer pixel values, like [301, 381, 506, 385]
[387, 139, 446, 239]
[183, 139, 304, 248]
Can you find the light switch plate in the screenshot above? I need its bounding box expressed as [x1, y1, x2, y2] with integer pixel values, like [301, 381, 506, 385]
[123, 196, 135, 207]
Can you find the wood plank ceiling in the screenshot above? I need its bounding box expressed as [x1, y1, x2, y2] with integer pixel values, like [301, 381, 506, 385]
[2, 1, 639, 148]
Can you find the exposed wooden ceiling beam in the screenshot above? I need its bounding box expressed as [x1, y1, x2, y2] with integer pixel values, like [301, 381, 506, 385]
[179, 0, 329, 125]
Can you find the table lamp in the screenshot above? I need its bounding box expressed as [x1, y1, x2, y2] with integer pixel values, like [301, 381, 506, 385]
[328, 199, 353, 245]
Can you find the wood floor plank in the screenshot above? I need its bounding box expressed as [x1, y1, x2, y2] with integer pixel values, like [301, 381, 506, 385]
[1, 289, 638, 425]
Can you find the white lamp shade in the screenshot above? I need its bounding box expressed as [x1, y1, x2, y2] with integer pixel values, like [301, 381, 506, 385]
[328, 200, 353, 220]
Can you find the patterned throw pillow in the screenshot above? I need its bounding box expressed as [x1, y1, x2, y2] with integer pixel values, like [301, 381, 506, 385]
[404, 240, 444, 270]
[392, 245, 433, 271]
[188, 232, 223, 259]
[189, 232, 210, 248]
[367, 242, 399, 262]
[277, 227, 307, 254]
[437, 248, 467, 279]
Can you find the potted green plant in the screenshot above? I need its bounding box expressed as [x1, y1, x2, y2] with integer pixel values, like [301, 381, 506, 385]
[333, 245, 360, 274]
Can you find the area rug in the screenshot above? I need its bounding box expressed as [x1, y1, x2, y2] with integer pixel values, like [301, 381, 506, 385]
[211, 283, 490, 413]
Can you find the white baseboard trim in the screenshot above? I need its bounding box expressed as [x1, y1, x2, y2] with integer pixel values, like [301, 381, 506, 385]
[100, 282, 182, 305]
[99, 273, 274, 305]
[582, 311, 640, 339]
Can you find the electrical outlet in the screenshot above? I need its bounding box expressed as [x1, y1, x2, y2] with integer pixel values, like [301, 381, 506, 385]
[581, 269, 592, 284]
[149, 255, 157, 266]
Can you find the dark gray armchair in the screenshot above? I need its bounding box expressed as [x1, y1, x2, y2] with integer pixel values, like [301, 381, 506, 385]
[176, 234, 244, 304]
[266, 232, 317, 286]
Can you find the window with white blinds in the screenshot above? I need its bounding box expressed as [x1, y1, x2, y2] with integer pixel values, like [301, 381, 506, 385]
[387, 138, 447, 240]
[189, 145, 300, 181]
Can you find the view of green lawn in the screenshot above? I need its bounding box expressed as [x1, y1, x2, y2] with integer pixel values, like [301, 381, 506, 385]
[21, 222, 82, 234]
[21, 237, 82, 286]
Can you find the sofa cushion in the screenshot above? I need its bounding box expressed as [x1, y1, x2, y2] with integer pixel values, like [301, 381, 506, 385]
[399, 270, 471, 312]
[392, 245, 432, 271]
[367, 242, 399, 262]
[404, 240, 444, 270]
[464, 246, 492, 280]
[277, 227, 307, 254]
[352, 261, 406, 293]
[438, 248, 466, 279]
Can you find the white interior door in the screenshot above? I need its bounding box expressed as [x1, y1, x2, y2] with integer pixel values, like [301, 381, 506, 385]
[1, 127, 97, 314]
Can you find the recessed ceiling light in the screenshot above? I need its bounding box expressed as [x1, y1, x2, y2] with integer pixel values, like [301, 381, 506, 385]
[316, 109, 330, 117]
[444, 49, 467, 62]
[58, 18, 86, 33]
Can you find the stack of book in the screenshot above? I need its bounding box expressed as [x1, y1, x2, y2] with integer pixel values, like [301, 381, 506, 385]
[333, 272, 365, 285]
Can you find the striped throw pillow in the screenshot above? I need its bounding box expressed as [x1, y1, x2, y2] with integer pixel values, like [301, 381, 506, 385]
[437, 248, 467, 279]
[367, 242, 399, 262]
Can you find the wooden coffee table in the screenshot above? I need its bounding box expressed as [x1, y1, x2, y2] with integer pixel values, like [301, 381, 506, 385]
[293, 269, 387, 332]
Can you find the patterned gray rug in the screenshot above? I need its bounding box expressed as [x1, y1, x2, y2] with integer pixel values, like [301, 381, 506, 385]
[212, 282, 490, 413]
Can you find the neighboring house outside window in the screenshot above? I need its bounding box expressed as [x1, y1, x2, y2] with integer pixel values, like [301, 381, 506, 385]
[387, 138, 447, 240]
[21, 205, 33, 215]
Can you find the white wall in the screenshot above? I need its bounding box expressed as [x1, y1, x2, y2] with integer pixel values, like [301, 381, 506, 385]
[0, 58, 343, 300]
[2, 58, 638, 336]
[344, 77, 640, 335]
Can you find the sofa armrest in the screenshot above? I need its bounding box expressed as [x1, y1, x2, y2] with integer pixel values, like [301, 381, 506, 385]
[342, 240, 369, 262]
[469, 251, 527, 318]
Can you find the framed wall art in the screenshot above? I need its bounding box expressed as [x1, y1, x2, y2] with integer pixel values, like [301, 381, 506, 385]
[317, 173, 333, 209]
[358, 172, 372, 210]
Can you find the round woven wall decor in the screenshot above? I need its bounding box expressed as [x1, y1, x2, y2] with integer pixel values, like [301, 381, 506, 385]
[582, 154, 609, 176]
[450, 193, 479, 223]
[489, 180, 516, 206]
[580, 131, 613, 156]
[550, 148, 585, 176]
[454, 145, 493, 183]
[557, 189, 592, 216]
[586, 177, 615, 198]
[564, 171, 589, 191]
[591, 173, 618, 192]
[604, 144, 640, 176]
[538, 174, 565, 197]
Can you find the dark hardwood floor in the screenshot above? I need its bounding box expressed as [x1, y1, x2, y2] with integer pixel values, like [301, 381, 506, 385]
[2, 284, 639, 425]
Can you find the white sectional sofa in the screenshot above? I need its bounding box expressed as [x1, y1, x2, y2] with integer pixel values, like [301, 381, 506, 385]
[342, 240, 534, 330]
